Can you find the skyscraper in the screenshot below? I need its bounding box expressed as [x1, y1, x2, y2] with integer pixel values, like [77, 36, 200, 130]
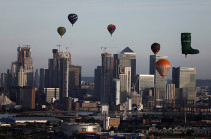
[149, 55, 168, 108]
[119, 73, 128, 103]
[17, 66, 25, 87]
[1, 73, 7, 90]
[100, 52, 113, 106]
[58, 51, 70, 103]
[22, 87, 35, 109]
[172, 67, 196, 101]
[11, 61, 18, 86]
[165, 84, 175, 100]
[113, 79, 120, 106]
[113, 47, 134, 104]
[138, 74, 154, 108]
[119, 47, 136, 87]
[47, 49, 71, 104]
[94, 66, 102, 100]
[68, 65, 82, 98]
[9, 46, 34, 87]
[17, 46, 34, 87]
[113, 53, 131, 79]
[69, 65, 81, 90]
[39, 68, 48, 89]
[6, 69, 12, 89]
[44, 88, 60, 103]
[124, 67, 131, 93]
[48, 49, 59, 88]
[34, 69, 39, 88]
[139, 74, 154, 95]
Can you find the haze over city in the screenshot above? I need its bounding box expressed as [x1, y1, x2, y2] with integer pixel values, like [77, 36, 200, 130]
[0, 0, 211, 79]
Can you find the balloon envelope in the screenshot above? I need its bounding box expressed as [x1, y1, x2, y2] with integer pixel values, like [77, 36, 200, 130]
[151, 43, 160, 54]
[155, 59, 170, 77]
[68, 14, 78, 26]
[107, 24, 116, 36]
[57, 27, 66, 38]
[181, 33, 199, 57]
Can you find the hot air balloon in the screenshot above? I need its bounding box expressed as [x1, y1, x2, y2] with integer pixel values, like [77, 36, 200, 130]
[181, 33, 199, 58]
[151, 43, 160, 55]
[155, 59, 170, 78]
[107, 24, 116, 36]
[57, 27, 66, 38]
[68, 14, 78, 26]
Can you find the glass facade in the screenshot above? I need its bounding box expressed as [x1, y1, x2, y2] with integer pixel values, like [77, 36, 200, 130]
[172, 67, 196, 101]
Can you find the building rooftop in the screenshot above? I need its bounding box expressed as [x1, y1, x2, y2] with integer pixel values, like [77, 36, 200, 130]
[0, 117, 63, 124]
[120, 47, 134, 54]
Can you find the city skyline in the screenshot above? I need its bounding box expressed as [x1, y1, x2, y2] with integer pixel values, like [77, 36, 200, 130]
[0, 0, 211, 79]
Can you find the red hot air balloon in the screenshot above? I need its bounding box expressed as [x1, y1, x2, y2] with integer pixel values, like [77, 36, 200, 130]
[155, 59, 170, 78]
[151, 43, 160, 55]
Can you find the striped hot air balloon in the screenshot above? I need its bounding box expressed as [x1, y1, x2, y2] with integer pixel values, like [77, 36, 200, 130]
[68, 14, 78, 26]
[155, 59, 170, 78]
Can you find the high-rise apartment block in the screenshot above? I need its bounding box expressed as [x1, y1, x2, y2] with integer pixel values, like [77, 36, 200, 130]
[172, 67, 196, 101]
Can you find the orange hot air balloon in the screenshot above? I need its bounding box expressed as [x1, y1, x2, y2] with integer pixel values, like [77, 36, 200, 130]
[151, 43, 160, 54]
[155, 59, 170, 78]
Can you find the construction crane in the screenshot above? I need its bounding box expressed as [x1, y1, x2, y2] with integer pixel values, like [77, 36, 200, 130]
[100, 47, 115, 53]
[57, 45, 61, 52]
[101, 47, 108, 53]
[57, 44, 71, 52]
[23, 45, 30, 47]
[65, 47, 69, 51]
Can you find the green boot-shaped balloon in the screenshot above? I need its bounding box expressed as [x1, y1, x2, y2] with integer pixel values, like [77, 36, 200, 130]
[181, 33, 199, 58]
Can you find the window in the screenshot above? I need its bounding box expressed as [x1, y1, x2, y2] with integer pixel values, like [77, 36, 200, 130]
[82, 128, 86, 132]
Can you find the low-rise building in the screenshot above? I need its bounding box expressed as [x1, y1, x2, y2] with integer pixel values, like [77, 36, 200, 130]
[62, 123, 101, 137]
[0, 117, 63, 124]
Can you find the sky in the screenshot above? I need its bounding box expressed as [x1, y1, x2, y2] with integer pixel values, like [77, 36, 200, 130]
[0, 0, 211, 79]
